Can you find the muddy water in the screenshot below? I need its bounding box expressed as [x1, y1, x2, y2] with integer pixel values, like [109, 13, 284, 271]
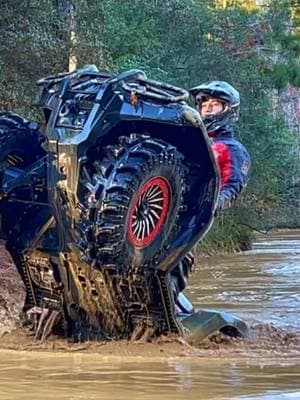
[1, 230, 300, 400]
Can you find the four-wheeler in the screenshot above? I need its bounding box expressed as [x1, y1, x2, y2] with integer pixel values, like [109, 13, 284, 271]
[0, 66, 247, 341]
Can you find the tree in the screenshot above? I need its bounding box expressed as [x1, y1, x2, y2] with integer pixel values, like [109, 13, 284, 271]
[0, 0, 68, 115]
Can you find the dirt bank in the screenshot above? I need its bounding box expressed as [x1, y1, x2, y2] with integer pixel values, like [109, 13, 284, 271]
[0, 244, 25, 336]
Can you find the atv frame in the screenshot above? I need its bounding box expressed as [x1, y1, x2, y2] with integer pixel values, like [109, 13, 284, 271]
[0, 67, 223, 341]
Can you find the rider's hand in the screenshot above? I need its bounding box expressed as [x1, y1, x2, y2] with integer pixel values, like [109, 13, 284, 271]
[215, 194, 231, 215]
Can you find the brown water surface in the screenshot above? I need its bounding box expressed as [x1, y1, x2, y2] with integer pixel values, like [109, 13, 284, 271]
[1, 230, 300, 399]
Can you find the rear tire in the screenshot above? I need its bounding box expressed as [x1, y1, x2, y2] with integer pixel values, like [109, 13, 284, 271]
[77, 134, 187, 271]
[0, 112, 47, 313]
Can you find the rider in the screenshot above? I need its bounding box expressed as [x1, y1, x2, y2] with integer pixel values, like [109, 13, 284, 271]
[190, 80, 251, 211]
[172, 80, 251, 315]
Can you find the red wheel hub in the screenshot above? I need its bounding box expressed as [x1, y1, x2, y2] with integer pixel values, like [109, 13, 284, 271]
[128, 177, 171, 248]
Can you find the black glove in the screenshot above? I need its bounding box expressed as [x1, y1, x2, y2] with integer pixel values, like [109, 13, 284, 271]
[215, 194, 232, 214]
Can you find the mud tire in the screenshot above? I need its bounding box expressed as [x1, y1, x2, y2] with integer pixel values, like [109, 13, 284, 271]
[78, 134, 187, 270]
[0, 112, 45, 172]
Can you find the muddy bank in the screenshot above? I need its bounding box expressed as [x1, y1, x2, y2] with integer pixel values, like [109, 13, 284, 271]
[0, 244, 25, 336]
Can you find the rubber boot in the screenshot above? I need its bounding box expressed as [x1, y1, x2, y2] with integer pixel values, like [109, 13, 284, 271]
[170, 253, 249, 341]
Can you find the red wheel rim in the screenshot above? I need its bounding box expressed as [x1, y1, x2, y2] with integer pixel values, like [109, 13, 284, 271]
[128, 177, 170, 248]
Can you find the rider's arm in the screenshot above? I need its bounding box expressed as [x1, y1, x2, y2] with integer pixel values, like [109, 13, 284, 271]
[212, 139, 251, 211]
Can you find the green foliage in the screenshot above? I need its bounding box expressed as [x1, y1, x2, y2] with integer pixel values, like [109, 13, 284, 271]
[0, 0, 299, 251]
[0, 0, 70, 116]
[261, 0, 300, 90]
[198, 207, 256, 254]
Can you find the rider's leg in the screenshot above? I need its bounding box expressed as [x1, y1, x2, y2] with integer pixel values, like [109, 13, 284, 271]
[169, 250, 195, 314]
[170, 250, 249, 340]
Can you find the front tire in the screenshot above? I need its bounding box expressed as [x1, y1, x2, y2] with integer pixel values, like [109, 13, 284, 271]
[0, 112, 45, 172]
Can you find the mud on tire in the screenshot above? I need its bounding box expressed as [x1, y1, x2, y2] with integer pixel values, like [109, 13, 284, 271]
[0, 112, 45, 173]
[78, 134, 187, 270]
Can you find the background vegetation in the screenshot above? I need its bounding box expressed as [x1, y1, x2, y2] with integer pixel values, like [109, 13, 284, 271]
[1, 0, 299, 252]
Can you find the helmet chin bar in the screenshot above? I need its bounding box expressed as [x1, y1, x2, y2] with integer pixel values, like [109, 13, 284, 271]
[202, 104, 238, 133]
[202, 104, 233, 132]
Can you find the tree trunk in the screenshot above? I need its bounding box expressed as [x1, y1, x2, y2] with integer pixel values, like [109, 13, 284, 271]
[56, 0, 77, 71]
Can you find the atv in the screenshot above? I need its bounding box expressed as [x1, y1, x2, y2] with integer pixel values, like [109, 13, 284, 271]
[0, 66, 247, 341]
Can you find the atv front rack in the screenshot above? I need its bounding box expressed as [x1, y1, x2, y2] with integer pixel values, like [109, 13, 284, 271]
[121, 75, 189, 103]
[37, 66, 189, 103]
[36, 67, 190, 132]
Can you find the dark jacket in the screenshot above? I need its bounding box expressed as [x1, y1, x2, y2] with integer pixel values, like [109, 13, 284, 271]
[210, 125, 251, 210]
[171, 125, 251, 304]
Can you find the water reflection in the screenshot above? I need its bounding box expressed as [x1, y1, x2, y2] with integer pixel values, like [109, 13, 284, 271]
[0, 354, 200, 400]
[0, 351, 300, 400]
